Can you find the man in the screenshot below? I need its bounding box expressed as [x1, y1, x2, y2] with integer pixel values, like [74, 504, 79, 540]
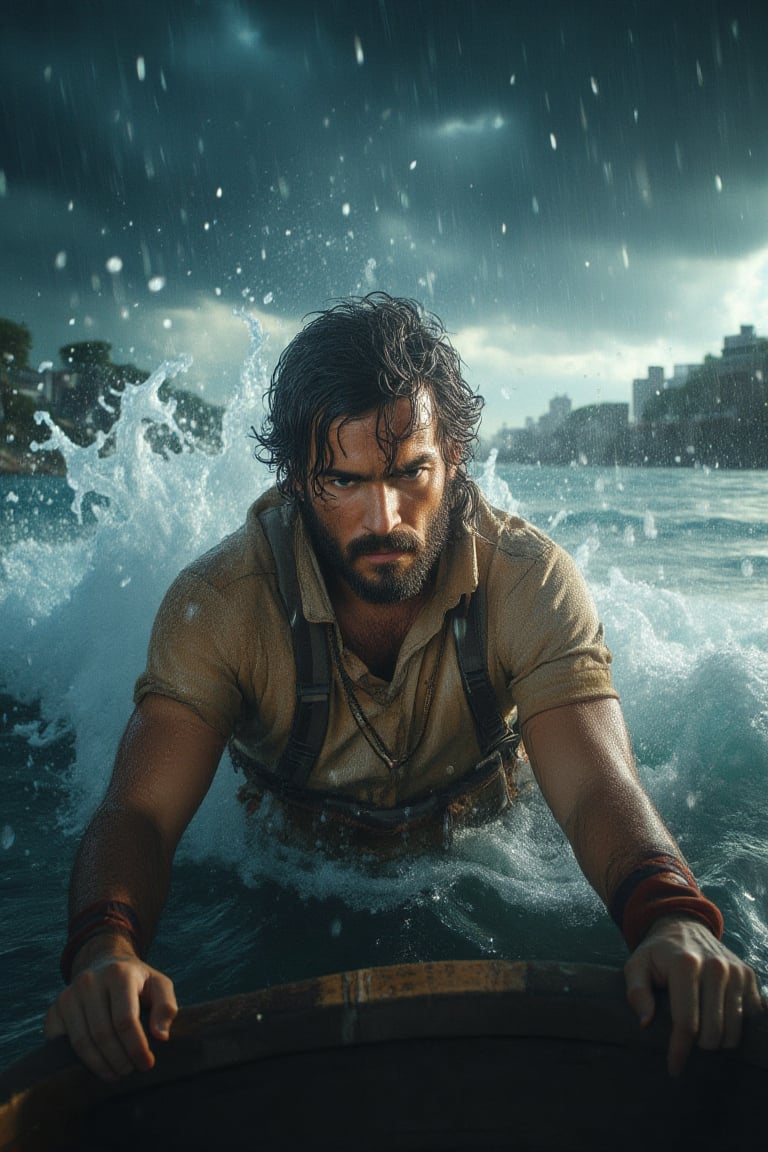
[46, 294, 762, 1082]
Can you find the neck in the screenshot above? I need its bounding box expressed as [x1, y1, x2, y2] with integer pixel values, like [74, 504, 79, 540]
[329, 576, 432, 681]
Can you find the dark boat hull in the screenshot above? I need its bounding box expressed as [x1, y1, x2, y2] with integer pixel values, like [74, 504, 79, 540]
[1, 960, 766, 1151]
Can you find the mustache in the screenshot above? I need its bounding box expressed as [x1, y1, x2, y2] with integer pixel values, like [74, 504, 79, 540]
[347, 531, 420, 560]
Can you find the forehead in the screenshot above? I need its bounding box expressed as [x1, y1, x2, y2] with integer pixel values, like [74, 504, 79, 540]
[325, 392, 438, 465]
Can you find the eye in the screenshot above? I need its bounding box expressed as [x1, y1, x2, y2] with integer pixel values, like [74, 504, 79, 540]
[401, 466, 426, 481]
[328, 475, 356, 490]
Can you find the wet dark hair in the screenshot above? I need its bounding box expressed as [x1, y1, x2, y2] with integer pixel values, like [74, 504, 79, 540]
[251, 293, 484, 526]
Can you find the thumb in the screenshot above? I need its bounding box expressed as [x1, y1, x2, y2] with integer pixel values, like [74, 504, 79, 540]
[143, 970, 179, 1041]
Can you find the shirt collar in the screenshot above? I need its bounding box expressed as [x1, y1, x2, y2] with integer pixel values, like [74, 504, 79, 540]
[293, 505, 479, 643]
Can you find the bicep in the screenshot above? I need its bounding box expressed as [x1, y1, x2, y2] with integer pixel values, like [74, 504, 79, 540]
[104, 694, 228, 852]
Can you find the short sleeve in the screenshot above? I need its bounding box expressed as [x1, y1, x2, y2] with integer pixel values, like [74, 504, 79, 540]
[500, 540, 617, 727]
[133, 568, 243, 737]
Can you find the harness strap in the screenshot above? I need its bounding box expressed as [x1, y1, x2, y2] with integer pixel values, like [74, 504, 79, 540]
[259, 506, 331, 788]
[453, 589, 519, 757]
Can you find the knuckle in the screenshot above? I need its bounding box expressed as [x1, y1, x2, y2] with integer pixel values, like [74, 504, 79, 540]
[701, 955, 730, 983]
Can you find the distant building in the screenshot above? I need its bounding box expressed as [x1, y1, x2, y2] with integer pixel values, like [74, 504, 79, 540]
[669, 363, 699, 386]
[8, 365, 77, 410]
[722, 324, 760, 361]
[632, 366, 664, 423]
[537, 393, 571, 436]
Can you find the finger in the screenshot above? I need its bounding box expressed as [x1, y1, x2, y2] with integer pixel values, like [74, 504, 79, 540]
[722, 979, 745, 1050]
[743, 970, 766, 1018]
[144, 972, 179, 1041]
[83, 981, 140, 1080]
[108, 975, 156, 1071]
[624, 957, 657, 1028]
[54, 989, 122, 1082]
[665, 957, 700, 1076]
[697, 957, 728, 1050]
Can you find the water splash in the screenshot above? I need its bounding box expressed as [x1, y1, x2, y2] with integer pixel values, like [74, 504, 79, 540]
[1, 314, 272, 827]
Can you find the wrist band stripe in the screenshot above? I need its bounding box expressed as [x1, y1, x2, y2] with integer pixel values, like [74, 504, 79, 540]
[609, 852, 696, 928]
[609, 852, 724, 952]
[60, 900, 145, 984]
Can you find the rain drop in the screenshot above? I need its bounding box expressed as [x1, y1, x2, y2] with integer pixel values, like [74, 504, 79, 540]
[147, 276, 166, 293]
[106, 256, 123, 274]
[136, 56, 146, 82]
[354, 35, 364, 65]
[54, 251, 67, 270]
[1, 825, 15, 851]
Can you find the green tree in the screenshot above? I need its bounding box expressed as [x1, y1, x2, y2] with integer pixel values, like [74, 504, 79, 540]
[0, 318, 33, 390]
[59, 341, 113, 371]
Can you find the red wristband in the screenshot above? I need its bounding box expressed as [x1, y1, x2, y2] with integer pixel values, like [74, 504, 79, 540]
[609, 853, 724, 952]
[60, 900, 145, 983]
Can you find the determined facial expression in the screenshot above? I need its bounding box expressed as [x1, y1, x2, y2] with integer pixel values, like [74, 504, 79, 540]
[300, 393, 456, 605]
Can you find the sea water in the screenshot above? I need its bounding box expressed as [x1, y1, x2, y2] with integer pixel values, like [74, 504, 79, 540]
[1, 329, 767, 1068]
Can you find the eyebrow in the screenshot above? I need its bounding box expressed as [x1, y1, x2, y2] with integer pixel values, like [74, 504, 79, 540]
[321, 450, 438, 483]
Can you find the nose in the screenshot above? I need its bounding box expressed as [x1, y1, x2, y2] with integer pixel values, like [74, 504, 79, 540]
[363, 482, 402, 535]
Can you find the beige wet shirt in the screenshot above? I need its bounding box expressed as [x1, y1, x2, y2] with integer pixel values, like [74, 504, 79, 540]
[134, 487, 617, 807]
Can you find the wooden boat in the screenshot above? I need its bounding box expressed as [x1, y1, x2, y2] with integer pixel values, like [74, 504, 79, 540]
[1, 959, 766, 1151]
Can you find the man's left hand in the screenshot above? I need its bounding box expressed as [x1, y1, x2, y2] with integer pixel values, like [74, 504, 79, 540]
[624, 915, 765, 1075]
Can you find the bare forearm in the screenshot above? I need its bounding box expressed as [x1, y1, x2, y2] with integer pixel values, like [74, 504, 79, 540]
[68, 801, 173, 953]
[523, 698, 684, 906]
[561, 776, 679, 905]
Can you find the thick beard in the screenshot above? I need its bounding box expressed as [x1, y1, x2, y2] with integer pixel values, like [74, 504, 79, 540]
[300, 482, 456, 605]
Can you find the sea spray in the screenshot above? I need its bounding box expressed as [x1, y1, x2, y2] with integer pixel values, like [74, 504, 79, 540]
[1, 317, 272, 839]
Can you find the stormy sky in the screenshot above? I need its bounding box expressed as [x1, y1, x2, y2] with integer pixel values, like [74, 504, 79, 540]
[1, 0, 767, 433]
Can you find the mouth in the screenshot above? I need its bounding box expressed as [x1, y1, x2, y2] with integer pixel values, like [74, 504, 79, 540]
[359, 549, 410, 565]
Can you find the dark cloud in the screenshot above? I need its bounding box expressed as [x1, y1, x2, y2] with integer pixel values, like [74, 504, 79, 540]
[1, 0, 767, 427]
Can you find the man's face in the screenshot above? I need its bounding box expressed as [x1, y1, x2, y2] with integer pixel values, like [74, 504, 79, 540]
[300, 393, 456, 605]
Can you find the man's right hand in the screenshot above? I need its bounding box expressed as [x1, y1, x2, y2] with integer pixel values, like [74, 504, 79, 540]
[44, 938, 178, 1082]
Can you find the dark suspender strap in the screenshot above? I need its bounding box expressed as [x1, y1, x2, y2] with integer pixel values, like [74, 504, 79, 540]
[260, 507, 331, 788]
[453, 587, 519, 757]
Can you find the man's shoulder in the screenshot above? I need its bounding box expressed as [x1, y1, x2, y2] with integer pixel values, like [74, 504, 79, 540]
[472, 496, 557, 566]
[181, 487, 289, 594]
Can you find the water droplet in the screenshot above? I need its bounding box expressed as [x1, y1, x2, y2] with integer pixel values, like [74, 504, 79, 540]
[148, 276, 166, 293]
[1, 824, 15, 850]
